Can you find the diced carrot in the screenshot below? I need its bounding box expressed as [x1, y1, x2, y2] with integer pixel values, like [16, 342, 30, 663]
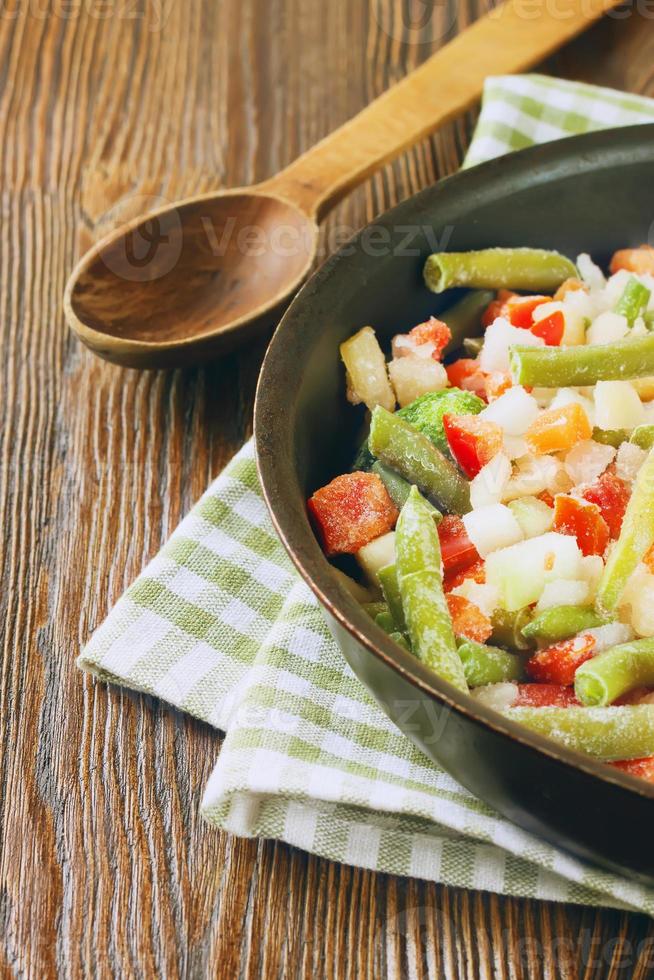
[484, 371, 513, 401]
[580, 471, 631, 539]
[538, 490, 555, 508]
[514, 684, 581, 707]
[444, 559, 486, 593]
[505, 295, 552, 329]
[408, 316, 452, 361]
[552, 494, 610, 556]
[609, 757, 654, 783]
[531, 309, 565, 346]
[445, 358, 488, 401]
[554, 278, 588, 301]
[644, 543, 654, 574]
[446, 593, 492, 643]
[442, 413, 504, 479]
[609, 245, 654, 277]
[525, 634, 597, 686]
[308, 472, 398, 556]
[481, 289, 517, 328]
[525, 403, 592, 455]
[438, 515, 480, 576]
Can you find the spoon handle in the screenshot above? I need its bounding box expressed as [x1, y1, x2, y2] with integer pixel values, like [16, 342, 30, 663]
[260, 0, 621, 220]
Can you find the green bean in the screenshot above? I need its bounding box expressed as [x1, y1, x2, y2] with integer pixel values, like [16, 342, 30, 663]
[614, 276, 651, 326]
[510, 334, 654, 388]
[377, 563, 406, 632]
[490, 608, 534, 651]
[396, 487, 467, 691]
[463, 336, 484, 357]
[439, 289, 495, 347]
[596, 446, 654, 614]
[362, 601, 389, 620]
[371, 461, 412, 510]
[521, 605, 607, 646]
[389, 631, 410, 651]
[592, 426, 628, 449]
[372, 461, 442, 520]
[375, 610, 397, 634]
[503, 705, 654, 760]
[575, 639, 654, 706]
[457, 639, 524, 687]
[630, 425, 654, 450]
[369, 406, 470, 515]
[423, 248, 576, 294]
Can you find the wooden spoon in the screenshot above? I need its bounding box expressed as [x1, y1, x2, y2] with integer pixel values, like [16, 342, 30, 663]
[64, 0, 622, 369]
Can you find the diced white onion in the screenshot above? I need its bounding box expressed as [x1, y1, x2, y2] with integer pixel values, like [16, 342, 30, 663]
[577, 253, 606, 291]
[470, 453, 512, 509]
[450, 581, 500, 619]
[585, 622, 634, 653]
[536, 579, 590, 611]
[564, 439, 616, 486]
[471, 683, 518, 710]
[462, 504, 523, 558]
[479, 385, 540, 436]
[615, 442, 647, 483]
[479, 318, 544, 374]
[586, 311, 628, 346]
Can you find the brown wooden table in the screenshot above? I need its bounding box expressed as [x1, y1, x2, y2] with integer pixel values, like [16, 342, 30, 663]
[3, 1, 654, 976]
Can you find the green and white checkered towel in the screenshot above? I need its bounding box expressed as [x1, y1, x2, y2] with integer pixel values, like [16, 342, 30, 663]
[79, 75, 654, 914]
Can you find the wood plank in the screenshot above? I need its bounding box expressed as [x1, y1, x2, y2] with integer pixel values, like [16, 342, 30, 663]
[1, 0, 654, 976]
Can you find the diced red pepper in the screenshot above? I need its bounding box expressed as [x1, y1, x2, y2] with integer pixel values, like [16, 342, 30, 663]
[444, 558, 485, 593]
[609, 757, 654, 783]
[442, 413, 504, 479]
[552, 494, 610, 557]
[525, 634, 597, 686]
[408, 316, 452, 361]
[514, 684, 581, 708]
[307, 472, 398, 556]
[481, 289, 519, 327]
[438, 514, 480, 576]
[531, 309, 565, 346]
[505, 295, 552, 329]
[610, 245, 654, 277]
[484, 371, 513, 402]
[481, 289, 517, 328]
[580, 471, 631, 539]
[445, 358, 488, 401]
[538, 490, 555, 508]
[446, 594, 492, 643]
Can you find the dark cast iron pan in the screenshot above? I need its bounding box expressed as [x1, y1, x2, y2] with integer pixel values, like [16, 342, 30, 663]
[255, 125, 654, 885]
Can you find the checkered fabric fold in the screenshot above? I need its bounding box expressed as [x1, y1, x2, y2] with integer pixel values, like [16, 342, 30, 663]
[79, 75, 654, 914]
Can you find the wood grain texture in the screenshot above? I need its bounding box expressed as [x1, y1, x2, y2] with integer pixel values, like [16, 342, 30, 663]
[2, 1, 654, 977]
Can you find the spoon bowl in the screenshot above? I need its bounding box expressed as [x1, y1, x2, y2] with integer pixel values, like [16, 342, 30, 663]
[64, 0, 624, 368]
[65, 190, 318, 367]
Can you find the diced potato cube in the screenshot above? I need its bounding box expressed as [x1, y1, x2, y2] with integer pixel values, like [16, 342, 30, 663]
[620, 564, 654, 637]
[340, 326, 395, 412]
[485, 532, 583, 611]
[594, 381, 644, 431]
[355, 531, 396, 585]
[388, 355, 447, 407]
